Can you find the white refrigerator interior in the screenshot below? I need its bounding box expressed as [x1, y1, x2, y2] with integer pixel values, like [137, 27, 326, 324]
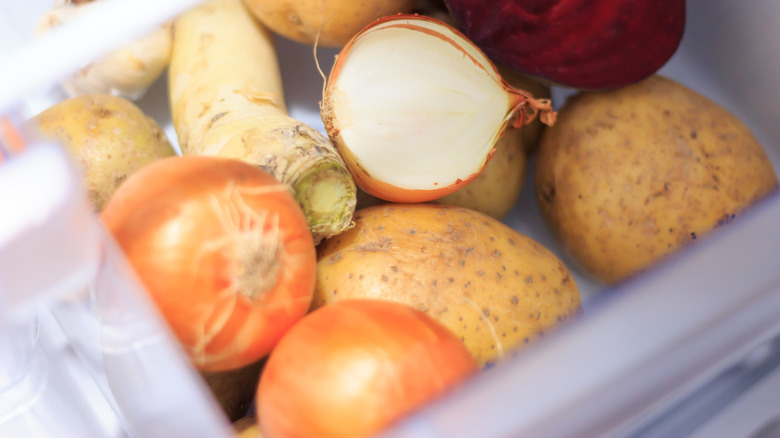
[0, 0, 779, 437]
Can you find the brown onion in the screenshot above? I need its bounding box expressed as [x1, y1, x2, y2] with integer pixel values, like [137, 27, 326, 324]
[257, 299, 478, 438]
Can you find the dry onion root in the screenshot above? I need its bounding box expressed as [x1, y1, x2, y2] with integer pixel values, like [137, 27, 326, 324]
[321, 15, 557, 203]
[35, 0, 172, 100]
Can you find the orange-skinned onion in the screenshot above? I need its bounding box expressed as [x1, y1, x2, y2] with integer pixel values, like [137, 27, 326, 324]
[258, 299, 478, 438]
[321, 14, 556, 203]
[101, 156, 316, 372]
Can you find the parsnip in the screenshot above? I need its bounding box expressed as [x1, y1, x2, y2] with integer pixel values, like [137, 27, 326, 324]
[36, 0, 172, 101]
[169, 0, 356, 243]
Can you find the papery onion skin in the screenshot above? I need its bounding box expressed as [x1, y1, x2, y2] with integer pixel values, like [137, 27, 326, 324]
[101, 155, 316, 372]
[258, 299, 478, 438]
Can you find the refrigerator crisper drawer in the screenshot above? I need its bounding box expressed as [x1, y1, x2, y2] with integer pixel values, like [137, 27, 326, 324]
[1, 0, 779, 437]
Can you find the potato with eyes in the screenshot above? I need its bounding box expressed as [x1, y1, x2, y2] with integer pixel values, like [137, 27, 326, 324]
[534, 75, 778, 284]
[313, 203, 582, 368]
[32, 94, 175, 211]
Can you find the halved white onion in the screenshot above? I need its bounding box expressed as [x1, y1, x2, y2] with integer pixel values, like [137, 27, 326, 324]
[322, 15, 556, 203]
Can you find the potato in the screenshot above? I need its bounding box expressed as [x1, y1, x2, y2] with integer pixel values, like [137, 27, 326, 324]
[233, 416, 261, 437]
[202, 360, 263, 422]
[436, 126, 527, 220]
[241, 0, 417, 48]
[32, 94, 175, 211]
[314, 203, 582, 368]
[534, 75, 779, 284]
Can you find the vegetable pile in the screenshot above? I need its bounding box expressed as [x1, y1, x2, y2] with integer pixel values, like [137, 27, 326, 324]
[26, 0, 779, 436]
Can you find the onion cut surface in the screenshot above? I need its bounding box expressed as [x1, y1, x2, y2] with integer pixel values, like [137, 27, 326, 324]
[322, 15, 555, 203]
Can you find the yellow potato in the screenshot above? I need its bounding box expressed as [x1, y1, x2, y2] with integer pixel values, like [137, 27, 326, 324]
[534, 75, 778, 284]
[233, 415, 261, 437]
[436, 127, 526, 220]
[241, 0, 417, 48]
[314, 203, 582, 368]
[32, 94, 175, 211]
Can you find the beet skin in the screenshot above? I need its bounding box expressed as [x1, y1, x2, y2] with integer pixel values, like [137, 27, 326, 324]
[442, 0, 686, 90]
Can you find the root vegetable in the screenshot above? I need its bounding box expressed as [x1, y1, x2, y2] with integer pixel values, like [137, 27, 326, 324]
[101, 156, 317, 371]
[314, 203, 582, 368]
[321, 15, 555, 203]
[169, 0, 356, 244]
[258, 299, 477, 438]
[442, 0, 686, 89]
[35, 0, 172, 100]
[31, 94, 175, 211]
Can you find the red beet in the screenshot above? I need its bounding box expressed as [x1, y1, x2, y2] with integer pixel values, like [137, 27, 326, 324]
[442, 0, 686, 90]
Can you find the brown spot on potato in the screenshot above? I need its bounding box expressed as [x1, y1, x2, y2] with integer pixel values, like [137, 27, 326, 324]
[381, 275, 388, 282]
[511, 296, 518, 304]
[327, 252, 342, 264]
[483, 308, 490, 317]
[354, 236, 392, 252]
